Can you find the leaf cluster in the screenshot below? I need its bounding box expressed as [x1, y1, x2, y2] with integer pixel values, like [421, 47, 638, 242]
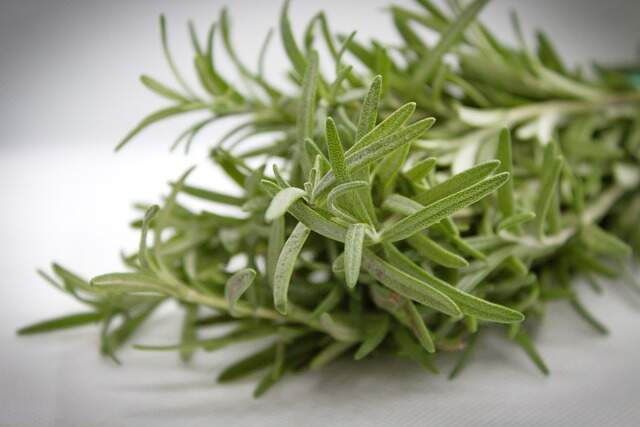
[19, 0, 640, 397]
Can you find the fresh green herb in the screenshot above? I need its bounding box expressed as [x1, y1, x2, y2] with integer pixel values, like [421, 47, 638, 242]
[19, 0, 640, 397]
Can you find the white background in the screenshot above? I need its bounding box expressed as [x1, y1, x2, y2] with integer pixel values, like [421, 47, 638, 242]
[1, 1, 640, 425]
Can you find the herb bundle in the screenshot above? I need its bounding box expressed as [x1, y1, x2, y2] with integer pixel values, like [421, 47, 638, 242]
[19, 0, 640, 397]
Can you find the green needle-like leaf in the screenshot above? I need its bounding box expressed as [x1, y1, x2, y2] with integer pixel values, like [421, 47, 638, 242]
[315, 117, 435, 198]
[414, 160, 500, 206]
[355, 75, 382, 141]
[273, 222, 311, 314]
[267, 216, 285, 287]
[361, 249, 462, 317]
[354, 315, 389, 360]
[404, 157, 437, 182]
[535, 153, 564, 238]
[412, 0, 489, 85]
[309, 341, 353, 370]
[325, 117, 349, 181]
[347, 102, 417, 155]
[381, 172, 510, 242]
[570, 297, 609, 335]
[382, 243, 524, 323]
[498, 211, 536, 232]
[405, 300, 435, 353]
[407, 233, 469, 269]
[344, 223, 366, 288]
[91, 272, 170, 295]
[139, 205, 159, 271]
[17, 312, 104, 335]
[280, 0, 307, 77]
[180, 304, 198, 363]
[177, 184, 245, 206]
[298, 50, 319, 144]
[225, 268, 257, 314]
[327, 181, 369, 216]
[217, 344, 277, 383]
[159, 15, 196, 98]
[581, 224, 632, 257]
[496, 128, 515, 217]
[319, 313, 360, 342]
[513, 329, 549, 376]
[140, 75, 189, 102]
[116, 103, 205, 151]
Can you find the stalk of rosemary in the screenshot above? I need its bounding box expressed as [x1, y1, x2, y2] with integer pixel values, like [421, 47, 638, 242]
[18, 0, 640, 397]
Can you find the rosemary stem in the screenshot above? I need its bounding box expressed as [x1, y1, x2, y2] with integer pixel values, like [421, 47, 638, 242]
[501, 185, 630, 257]
[180, 286, 341, 338]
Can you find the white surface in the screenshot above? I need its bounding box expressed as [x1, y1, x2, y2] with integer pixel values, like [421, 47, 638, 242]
[2, 1, 640, 426]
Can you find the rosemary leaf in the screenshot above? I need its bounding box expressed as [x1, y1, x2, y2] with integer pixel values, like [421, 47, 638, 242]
[225, 268, 257, 315]
[381, 172, 510, 243]
[17, 312, 104, 335]
[273, 222, 311, 314]
[344, 223, 366, 288]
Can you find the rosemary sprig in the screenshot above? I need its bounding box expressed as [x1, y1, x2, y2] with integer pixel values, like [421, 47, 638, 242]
[19, 0, 640, 397]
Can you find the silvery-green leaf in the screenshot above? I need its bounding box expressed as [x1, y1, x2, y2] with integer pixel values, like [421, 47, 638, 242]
[382, 243, 524, 323]
[140, 75, 189, 102]
[116, 103, 205, 151]
[535, 151, 564, 238]
[407, 233, 469, 269]
[361, 249, 462, 317]
[319, 313, 360, 342]
[347, 102, 416, 154]
[279, 0, 306, 76]
[581, 224, 632, 257]
[404, 157, 437, 182]
[325, 117, 348, 181]
[497, 211, 536, 232]
[405, 300, 435, 353]
[495, 128, 515, 217]
[138, 205, 159, 271]
[412, 0, 489, 85]
[17, 312, 104, 335]
[225, 268, 257, 314]
[265, 187, 307, 222]
[267, 216, 285, 287]
[344, 224, 366, 288]
[355, 75, 382, 141]
[314, 117, 435, 198]
[297, 50, 319, 144]
[513, 330, 549, 376]
[91, 272, 169, 295]
[273, 222, 311, 314]
[309, 340, 354, 370]
[381, 172, 509, 243]
[415, 160, 500, 206]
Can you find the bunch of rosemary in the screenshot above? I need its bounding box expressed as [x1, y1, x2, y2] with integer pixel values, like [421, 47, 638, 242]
[19, 0, 640, 397]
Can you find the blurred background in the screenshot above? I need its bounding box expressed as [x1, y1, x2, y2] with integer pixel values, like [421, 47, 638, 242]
[1, 1, 640, 426]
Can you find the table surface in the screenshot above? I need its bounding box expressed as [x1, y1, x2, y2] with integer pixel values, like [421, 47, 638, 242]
[2, 0, 640, 426]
